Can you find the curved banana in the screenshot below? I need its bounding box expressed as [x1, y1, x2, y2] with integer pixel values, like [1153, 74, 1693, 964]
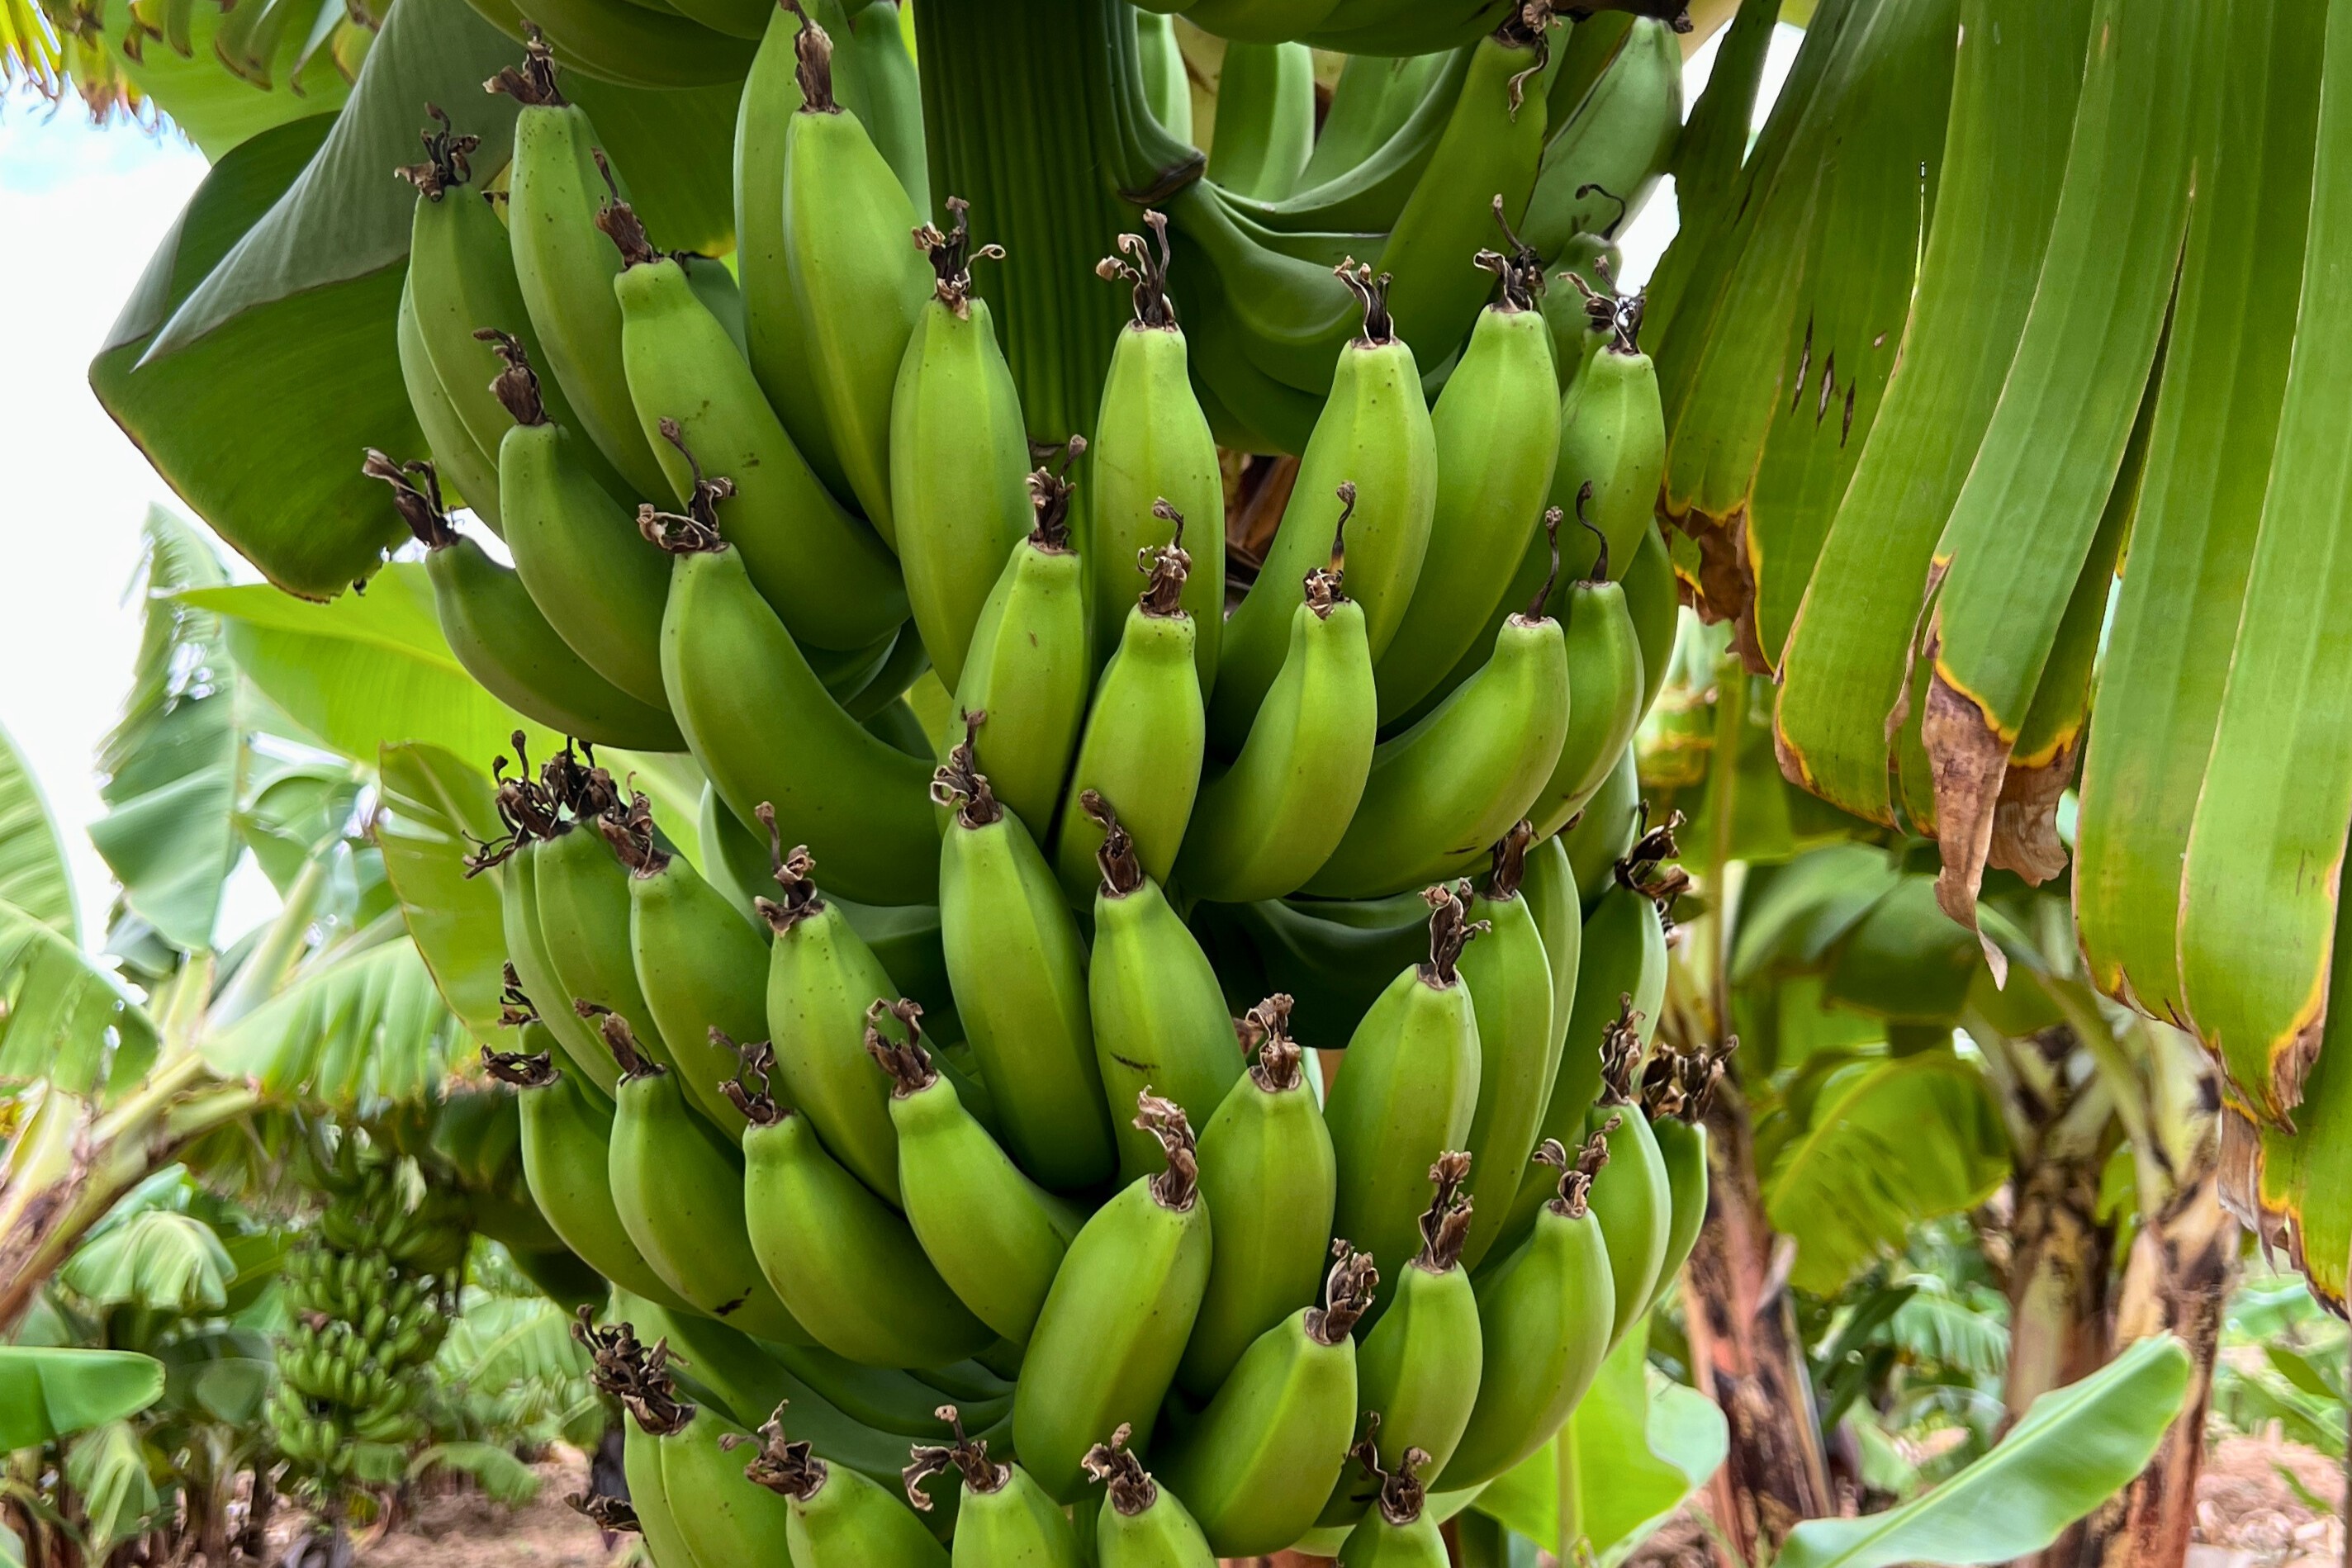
[1373, 225, 1559, 723]
[1091, 217, 1226, 692]
[643, 451, 940, 904]
[951, 451, 1092, 836]
[397, 269, 502, 532]
[1302, 523, 1569, 899]
[1179, 997, 1339, 1398]
[1156, 1245, 1377, 1557]
[1054, 523, 1205, 899]
[1549, 284, 1660, 584]
[1529, 493, 1645, 837]
[934, 742, 1117, 1191]
[1207, 41, 1317, 201]
[1294, 50, 1456, 207]
[906, 1408, 1086, 1566]
[842, 1, 928, 215]
[490, 789, 622, 1096]
[1085, 796, 1246, 1185]
[533, 791, 674, 1073]
[1540, 234, 1618, 397]
[1584, 1012, 1671, 1345]
[1084, 1425, 1216, 1568]
[1332, 1434, 1449, 1568]
[1323, 885, 1484, 1302]
[655, 1399, 806, 1568]
[1246, 48, 1476, 237]
[1012, 1096, 1214, 1502]
[1560, 746, 1641, 900]
[739, 1405, 951, 1568]
[1641, 1040, 1724, 1316]
[1178, 487, 1378, 904]
[1135, 10, 1193, 144]
[1434, 1131, 1615, 1490]
[1455, 823, 1560, 1270]
[1621, 519, 1677, 722]
[365, 454, 684, 750]
[1518, 17, 1682, 261]
[1519, 824, 1584, 1107]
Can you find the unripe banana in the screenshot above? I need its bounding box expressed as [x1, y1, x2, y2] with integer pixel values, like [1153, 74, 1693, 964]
[1540, 234, 1619, 397]
[891, 202, 1031, 689]
[1054, 521, 1206, 901]
[870, 1000, 1084, 1343]
[1177, 488, 1378, 905]
[1012, 1096, 1214, 1502]
[1435, 1133, 1615, 1490]
[1083, 1424, 1216, 1568]
[643, 448, 940, 905]
[576, 1324, 723, 1568]
[1135, 10, 1193, 143]
[780, 7, 932, 540]
[1155, 1245, 1378, 1557]
[658, 1403, 806, 1568]
[1455, 824, 1560, 1271]
[614, 217, 908, 652]
[739, 1404, 950, 1567]
[1374, 224, 1561, 723]
[1550, 286, 1661, 584]
[486, 336, 673, 709]
[934, 743, 1117, 1191]
[1561, 746, 1642, 902]
[1529, 492, 1645, 837]
[1622, 518, 1678, 722]
[494, 40, 670, 500]
[535, 789, 675, 1070]
[756, 825, 906, 1202]
[1335, 1436, 1447, 1568]
[1519, 826, 1584, 1118]
[493, 817, 620, 1096]
[951, 450, 1093, 835]
[1641, 1039, 1728, 1316]
[1212, 271, 1437, 751]
[1178, 997, 1336, 1399]
[1323, 886, 1484, 1308]
[1207, 41, 1316, 201]
[735, 1053, 996, 1368]
[1090, 217, 1226, 693]
[1584, 1014, 1672, 1346]
[365, 454, 684, 750]
[906, 1408, 1086, 1567]
[1302, 519, 1571, 898]
[397, 269, 502, 531]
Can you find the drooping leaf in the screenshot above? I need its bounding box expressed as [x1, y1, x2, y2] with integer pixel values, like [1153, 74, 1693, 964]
[1888, 1281, 2010, 1378]
[408, 1439, 541, 1505]
[0, 1348, 165, 1451]
[157, 1334, 277, 1427]
[1822, 878, 1980, 1026]
[1776, 1335, 2190, 1568]
[0, 901, 159, 1097]
[238, 756, 363, 893]
[202, 934, 463, 1112]
[1732, 842, 1906, 984]
[1764, 1051, 2008, 1293]
[59, 1209, 236, 1315]
[0, 721, 76, 940]
[376, 742, 508, 1043]
[63, 1419, 161, 1551]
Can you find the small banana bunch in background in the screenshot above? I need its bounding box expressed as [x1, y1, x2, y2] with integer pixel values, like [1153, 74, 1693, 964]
[382, 0, 1702, 1560]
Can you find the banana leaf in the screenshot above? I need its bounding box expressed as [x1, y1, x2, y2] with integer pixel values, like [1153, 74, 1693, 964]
[57, 1209, 237, 1315]
[202, 933, 464, 1111]
[62, 1419, 160, 1551]
[375, 741, 508, 1045]
[0, 1348, 165, 1452]
[0, 901, 159, 1097]
[0, 721, 76, 940]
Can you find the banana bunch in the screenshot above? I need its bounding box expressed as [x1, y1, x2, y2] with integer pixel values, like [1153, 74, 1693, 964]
[374, 3, 1708, 1556]
[268, 1148, 468, 1492]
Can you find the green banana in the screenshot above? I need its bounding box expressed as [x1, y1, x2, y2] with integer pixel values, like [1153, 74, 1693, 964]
[1455, 823, 1562, 1270]
[1641, 1039, 1726, 1315]
[780, 5, 932, 540]
[842, 1, 929, 215]
[1156, 1245, 1378, 1557]
[1012, 1096, 1214, 1502]
[643, 448, 939, 904]
[1212, 270, 1438, 750]
[483, 1030, 689, 1310]
[1373, 223, 1561, 724]
[365, 453, 685, 750]
[1325, 1156, 1482, 1528]
[1437, 1132, 1615, 1490]
[1519, 824, 1584, 1114]
[483, 756, 623, 1094]
[1186, 892, 1433, 1053]
[1550, 285, 1661, 583]
[1520, 16, 1683, 262]
[1583, 1013, 1672, 1345]
[1333, 1432, 1448, 1568]
[534, 791, 674, 1074]
[933, 741, 1117, 1190]
[599, 1009, 810, 1343]
[1135, 9, 1193, 144]
[740, 1405, 951, 1568]
[734, 1049, 996, 1368]
[1177, 486, 1378, 904]
[756, 825, 907, 1203]
[1085, 795, 1246, 1185]
[1084, 1425, 1216, 1568]
[1302, 523, 1570, 899]
[700, 780, 771, 925]
[615, 218, 909, 653]
[484, 336, 674, 708]
[1178, 996, 1339, 1398]
[1091, 217, 1226, 692]
[1621, 518, 1678, 722]
[1529, 492, 1645, 836]
[397, 268, 502, 532]
[656, 1398, 807, 1568]
[1560, 746, 1641, 901]
[870, 999, 1084, 1344]
[1054, 523, 1206, 900]
[907, 1408, 1086, 1567]
[494, 40, 671, 500]
[494, 0, 757, 88]
[892, 202, 1031, 689]
[766, 1341, 1011, 1440]
[1323, 885, 1485, 1304]
[1183, 0, 1344, 43]
[1207, 41, 1317, 202]
[1540, 234, 1617, 397]
[951, 448, 1093, 836]
[605, 1374, 701, 1568]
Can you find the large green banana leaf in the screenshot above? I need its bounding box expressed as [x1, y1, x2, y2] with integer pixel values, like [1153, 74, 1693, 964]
[0, 1347, 165, 1452]
[202, 931, 464, 1111]
[0, 901, 159, 1097]
[58, 1209, 237, 1315]
[0, 722, 76, 941]
[376, 741, 508, 1045]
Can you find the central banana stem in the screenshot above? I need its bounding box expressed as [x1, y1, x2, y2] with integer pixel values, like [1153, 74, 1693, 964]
[914, 0, 1201, 442]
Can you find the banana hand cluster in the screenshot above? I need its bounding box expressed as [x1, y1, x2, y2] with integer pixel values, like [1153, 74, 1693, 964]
[387, 3, 1696, 1556]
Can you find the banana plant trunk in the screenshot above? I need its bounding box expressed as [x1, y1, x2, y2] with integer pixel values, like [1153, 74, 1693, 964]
[2003, 1143, 2114, 1568]
[1681, 1078, 1834, 1561]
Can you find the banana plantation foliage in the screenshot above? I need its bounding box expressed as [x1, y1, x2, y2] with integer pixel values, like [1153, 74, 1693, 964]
[2, 0, 2345, 1561]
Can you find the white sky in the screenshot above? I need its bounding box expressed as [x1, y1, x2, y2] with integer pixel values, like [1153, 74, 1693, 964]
[0, 25, 1796, 954]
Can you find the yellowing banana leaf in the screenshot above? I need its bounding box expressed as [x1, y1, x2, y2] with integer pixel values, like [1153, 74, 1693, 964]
[375, 741, 508, 1045]
[1771, 0, 2094, 827]
[0, 901, 159, 1097]
[0, 720, 76, 940]
[202, 934, 464, 1111]
[2072, 0, 2321, 1024]
[107, 0, 357, 158]
[0, 1348, 165, 1452]
[1763, 1049, 2007, 1294]
[1917, 0, 2208, 945]
[2178, 0, 2352, 1128]
[1776, 1334, 2189, 1568]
